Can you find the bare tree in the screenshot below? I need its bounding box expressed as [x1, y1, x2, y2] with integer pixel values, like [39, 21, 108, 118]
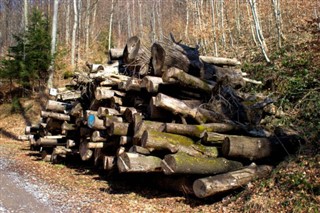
[24, 0, 28, 31]
[71, 0, 78, 68]
[108, 0, 115, 51]
[65, 0, 70, 45]
[210, 0, 218, 56]
[271, 0, 285, 48]
[48, 0, 59, 88]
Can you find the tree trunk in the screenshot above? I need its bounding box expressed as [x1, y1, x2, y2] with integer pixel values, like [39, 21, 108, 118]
[161, 152, 242, 175]
[71, 0, 78, 68]
[193, 163, 273, 198]
[107, 0, 115, 51]
[47, 0, 59, 88]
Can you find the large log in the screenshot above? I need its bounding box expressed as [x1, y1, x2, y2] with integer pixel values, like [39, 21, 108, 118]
[222, 135, 272, 160]
[165, 123, 239, 138]
[94, 87, 115, 100]
[154, 93, 208, 124]
[108, 48, 123, 61]
[162, 67, 214, 94]
[46, 100, 72, 113]
[141, 130, 218, 157]
[193, 163, 273, 198]
[117, 152, 162, 173]
[161, 152, 243, 175]
[41, 111, 70, 121]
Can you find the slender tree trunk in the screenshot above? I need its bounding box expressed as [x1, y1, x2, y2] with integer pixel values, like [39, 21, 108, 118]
[91, 0, 98, 40]
[220, 0, 226, 50]
[151, 1, 156, 42]
[248, 0, 270, 63]
[108, 0, 115, 51]
[65, 0, 70, 45]
[185, 2, 190, 42]
[47, 0, 59, 89]
[71, 0, 78, 68]
[127, 1, 132, 38]
[210, 0, 218, 56]
[24, 0, 28, 31]
[246, 2, 258, 46]
[85, 0, 91, 56]
[138, 0, 143, 38]
[156, 1, 163, 40]
[271, 0, 285, 48]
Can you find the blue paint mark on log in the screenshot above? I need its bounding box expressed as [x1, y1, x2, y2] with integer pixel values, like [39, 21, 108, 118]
[88, 114, 95, 128]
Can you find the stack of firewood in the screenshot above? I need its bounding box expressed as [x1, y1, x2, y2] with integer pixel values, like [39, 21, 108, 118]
[24, 35, 300, 198]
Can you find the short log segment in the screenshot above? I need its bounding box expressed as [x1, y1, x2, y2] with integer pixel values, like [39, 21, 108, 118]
[161, 152, 243, 175]
[117, 152, 162, 173]
[94, 87, 115, 100]
[46, 100, 72, 112]
[41, 111, 70, 121]
[222, 135, 272, 160]
[193, 163, 273, 198]
[141, 130, 218, 157]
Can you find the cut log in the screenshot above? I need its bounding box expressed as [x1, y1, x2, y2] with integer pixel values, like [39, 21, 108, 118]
[154, 93, 208, 124]
[108, 48, 123, 60]
[87, 142, 105, 149]
[141, 130, 218, 157]
[148, 97, 172, 120]
[25, 125, 40, 135]
[133, 120, 166, 144]
[128, 145, 151, 155]
[103, 155, 116, 170]
[46, 100, 72, 112]
[123, 107, 138, 123]
[40, 149, 52, 162]
[70, 102, 83, 117]
[161, 152, 243, 175]
[107, 122, 131, 136]
[87, 114, 106, 130]
[200, 56, 241, 66]
[94, 87, 115, 100]
[91, 130, 107, 142]
[162, 67, 214, 94]
[117, 152, 162, 173]
[123, 36, 140, 65]
[201, 132, 227, 145]
[66, 139, 76, 148]
[104, 115, 123, 127]
[79, 138, 93, 161]
[57, 91, 81, 101]
[41, 111, 70, 121]
[165, 123, 240, 138]
[125, 77, 142, 91]
[193, 163, 273, 198]
[36, 137, 66, 147]
[222, 135, 272, 160]
[97, 107, 120, 118]
[141, 76, 165, 93]
[119, 136, 133, 146]
[61, 121, 77, 131]
[110, 96, 123, 107]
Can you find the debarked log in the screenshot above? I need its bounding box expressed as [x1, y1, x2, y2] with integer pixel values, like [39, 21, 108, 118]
[154, 93, 209, 124]
[222, 135, 272, 160]
[45, 100, 72, 112]
[141, 130, 218, 157]
[162, 67, 214, 94]
[193, 163, 273, 198]
[117, 152, 162, 173]
[41, 111, 70, 121]
[161, 152, 243, 175]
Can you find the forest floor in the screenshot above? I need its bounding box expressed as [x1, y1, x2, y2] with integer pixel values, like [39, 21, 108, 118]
[0, 97, 319, 212]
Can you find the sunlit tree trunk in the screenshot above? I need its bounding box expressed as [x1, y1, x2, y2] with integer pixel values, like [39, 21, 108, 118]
[138, 0, 143, 37]
[272, 0, 285, 48]
[48, 0, 59, 89]
[85, 0, 91, 57]
[108, 0, 115, 51]
[210, 0, 218, 56]
[185, 2, 190, 42]
[65, 0, 70, 45]
[127, 1, 132, 38]
[71, 0, 78, 69]
[24, 0, 28, 31]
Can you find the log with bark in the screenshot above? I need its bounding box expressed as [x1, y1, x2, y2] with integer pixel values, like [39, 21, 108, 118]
[193, 163, 273, 198]
[199, 56, 241, 66]
[41, 111, 70, 121]
[141, 130, 218, 157]
[161, 152, 243, 175]
[117, 152, 162, 173]
[46, 100, 72, 113]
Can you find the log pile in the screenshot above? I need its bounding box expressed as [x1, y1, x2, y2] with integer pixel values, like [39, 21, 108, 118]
[24, 35, 300, 199]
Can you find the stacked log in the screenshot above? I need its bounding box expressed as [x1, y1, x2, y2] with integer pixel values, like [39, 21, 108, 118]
[24, 35, 301, 199]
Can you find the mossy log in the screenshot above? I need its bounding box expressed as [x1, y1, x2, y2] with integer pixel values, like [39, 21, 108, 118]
[162, 67, 214, 94]
[222, 135, 272, 160]
[117, 152, 162, 173]
[193, 163, 273, 198]
[201, 132, 228, 145]
[45, 100, 72, 112]
[154, 93, 208, 124]
[41, 111, 70, 121]
[165, 123, 240, 138]
[133, 120, 166, 144]
[161, 152, 243, 175]
[141, 130, 218, 157]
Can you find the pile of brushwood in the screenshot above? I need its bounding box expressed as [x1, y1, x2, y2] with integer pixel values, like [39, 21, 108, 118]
[23, 35, 301, 198]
